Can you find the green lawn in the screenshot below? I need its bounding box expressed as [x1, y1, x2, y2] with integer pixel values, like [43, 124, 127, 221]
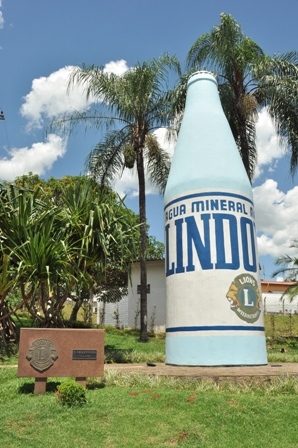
[103, 327, 298, 363]
[0, 367, 297, 448]
[1, 323, 298, 447]
[1, 325, 298, 365]
[264, 314, 298, 338]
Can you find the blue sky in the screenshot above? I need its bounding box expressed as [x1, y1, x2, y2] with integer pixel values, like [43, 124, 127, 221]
[0, 0, 298, 279]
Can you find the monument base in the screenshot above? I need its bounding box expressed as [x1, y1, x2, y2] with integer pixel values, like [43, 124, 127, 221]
[166, 333, 267, 366]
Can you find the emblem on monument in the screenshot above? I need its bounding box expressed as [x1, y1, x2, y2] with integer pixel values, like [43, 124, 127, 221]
[26, 338, 58, 372]
[226, 274, 262, 323]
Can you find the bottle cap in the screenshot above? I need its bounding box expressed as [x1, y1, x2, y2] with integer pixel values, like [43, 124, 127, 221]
[188, 70, 218, 87]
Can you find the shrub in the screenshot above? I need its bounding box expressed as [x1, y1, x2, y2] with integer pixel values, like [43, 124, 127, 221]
[56, 380, 87, 407]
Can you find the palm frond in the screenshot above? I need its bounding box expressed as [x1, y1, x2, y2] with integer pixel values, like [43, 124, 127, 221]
[258, 75, 298, 174]
[144, 133, 171, 193]
[86, 129, 131, 186]
[273, 239, 298, 282]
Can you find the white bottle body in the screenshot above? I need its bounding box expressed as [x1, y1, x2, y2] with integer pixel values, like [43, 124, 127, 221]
[164, 72, 267, 366]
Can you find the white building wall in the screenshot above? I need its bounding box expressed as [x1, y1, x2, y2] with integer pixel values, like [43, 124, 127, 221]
[97, 296, 129, 327]
[127, 259, 166, 330]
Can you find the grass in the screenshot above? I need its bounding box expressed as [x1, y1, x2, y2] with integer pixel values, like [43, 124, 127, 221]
[0, 367, 298, 448]
[1, 323, 298, 365]
[264, 314, 298, 338]
[102, 327, 165, 363]
[103, 327, 298, 363]
[1, 316, 298, 447]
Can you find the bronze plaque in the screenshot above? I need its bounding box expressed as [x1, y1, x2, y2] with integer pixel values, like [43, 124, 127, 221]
[72, 350, 97, 360]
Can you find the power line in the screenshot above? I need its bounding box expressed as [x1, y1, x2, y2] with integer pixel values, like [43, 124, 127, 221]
[0, 109, 16, 180]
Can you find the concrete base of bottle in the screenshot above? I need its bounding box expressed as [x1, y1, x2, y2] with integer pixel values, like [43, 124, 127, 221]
[165, 333, 267, 366]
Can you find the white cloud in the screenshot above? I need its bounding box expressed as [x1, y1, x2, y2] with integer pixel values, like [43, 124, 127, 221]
[254, 107, 285, 179]
[247, 108, 297, 262]
[113, 166, 162, 198]
[154, 127, 176, 159]
[9, 60, 130, 181]
[253, 179, 298, 258]
[3, 60, 130, 182]
[113, 167, 139, 198]
[113, 164, 162, 198]
[0, 1, 4, 29]
[0, 134, 67, 181]
[20, 60, 130, 130]
[103, 59, 129, 75]
[20, 66, 92, 130]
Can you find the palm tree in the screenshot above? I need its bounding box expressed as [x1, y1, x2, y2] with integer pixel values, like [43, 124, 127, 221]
[179, 13, 298, 181]
[273, 239, 298, 301]
[54, 54, 180, 341]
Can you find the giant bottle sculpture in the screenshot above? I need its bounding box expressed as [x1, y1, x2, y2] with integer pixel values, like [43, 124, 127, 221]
[164, 71, 267, 366]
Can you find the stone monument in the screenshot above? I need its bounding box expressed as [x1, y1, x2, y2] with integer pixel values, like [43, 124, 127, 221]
[18, 328, 104, 393]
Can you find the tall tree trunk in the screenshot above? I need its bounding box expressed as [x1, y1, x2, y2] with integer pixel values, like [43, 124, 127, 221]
[69, 286, 89, 322]
[235, 101, 254, 183]
[239, 123, 251, 182]
[0, 297, 19, 355]
[136, 148, 148, 342]
[69, 298, 82, 321]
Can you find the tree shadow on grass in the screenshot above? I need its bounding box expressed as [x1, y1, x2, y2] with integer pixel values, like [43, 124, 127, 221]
[18, 380, 61, 394]
[104, 344, 133, 364]
[18, 379, 105, 393]
[86, 380, 105, 390]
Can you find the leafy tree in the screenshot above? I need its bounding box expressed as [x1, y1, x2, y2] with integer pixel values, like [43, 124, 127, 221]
[173, 13, 298, 181]
[273, 239, 298, 301]
[0, 184, 73, 327]
[60, 178, 138, 323]
[4, 172, 47, 190]
[145, 236, 164, 260]
[52, 54, 180, 341]
[0, 178, 138, 329]
[3, 173, 96, 206]
[0, 254, 19, 352]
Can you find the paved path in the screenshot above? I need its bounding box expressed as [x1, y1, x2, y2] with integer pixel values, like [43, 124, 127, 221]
[105, 362, 298, 383]
[2, 363, 298, 384]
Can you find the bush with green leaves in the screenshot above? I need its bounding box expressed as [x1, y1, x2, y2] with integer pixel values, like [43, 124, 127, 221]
[56, 380, 87, 407]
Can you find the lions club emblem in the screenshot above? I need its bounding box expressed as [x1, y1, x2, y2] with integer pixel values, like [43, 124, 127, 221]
[26, 339, 58, 372]
[226, 274, 261, 323]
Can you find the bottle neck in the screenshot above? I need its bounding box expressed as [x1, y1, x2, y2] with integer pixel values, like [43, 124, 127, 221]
[185, 75, 223, 118]
[164, 73, 251, 200]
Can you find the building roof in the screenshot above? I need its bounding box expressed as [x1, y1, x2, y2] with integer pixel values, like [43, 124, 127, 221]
[261, 280, 297, 293]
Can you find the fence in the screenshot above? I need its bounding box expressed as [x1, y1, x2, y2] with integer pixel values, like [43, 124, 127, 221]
[263, 295, 298, 315]
[263, 294, 298, 338]
[93, 288, 298, 338]
[264, 313, 298, 338]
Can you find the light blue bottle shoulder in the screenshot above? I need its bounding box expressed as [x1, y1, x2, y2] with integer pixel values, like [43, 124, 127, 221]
[164, 72, 252, 202]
